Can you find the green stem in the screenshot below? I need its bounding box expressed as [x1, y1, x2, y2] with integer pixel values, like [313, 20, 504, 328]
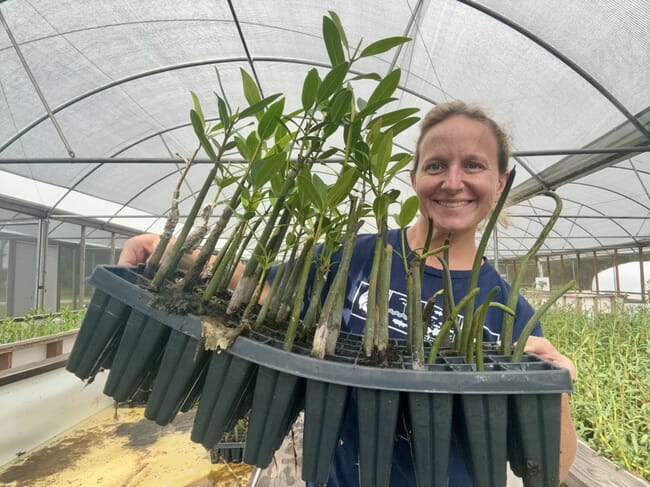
[144, 147, 198, 278]
[469, 286, 500, 370]
[311, 205, 363, 358]
[284, 238, 316, 351]
[363, 227, 385, 357]
[182, 205, 232, 292]
[428, 288, 480, 364]
[202, 219, 244, 301]
[511, 279, 576, 361]
[407, 258, 424, 368]
[460, 169, 516, 357]
[375, 243, 393, 356]
[301, 256, 329, 334]
[150, 161, 222, 291]
[227, 158, 307, 313]
[501, 190, 563, 354]
[254, 258, 287, 329]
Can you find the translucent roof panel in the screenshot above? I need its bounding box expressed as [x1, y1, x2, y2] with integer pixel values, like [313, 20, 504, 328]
[0, 0, 649, 259]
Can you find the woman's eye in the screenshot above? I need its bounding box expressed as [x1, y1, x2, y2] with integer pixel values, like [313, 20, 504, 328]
[425, 162, 443, 172]
[466, 161, 484, 170]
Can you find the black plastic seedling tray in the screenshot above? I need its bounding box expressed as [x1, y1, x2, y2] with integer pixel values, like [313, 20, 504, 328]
[67, 265, 573, 487]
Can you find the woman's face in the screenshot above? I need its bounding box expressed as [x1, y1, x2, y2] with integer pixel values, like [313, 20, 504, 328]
[411, 115, 509, 238]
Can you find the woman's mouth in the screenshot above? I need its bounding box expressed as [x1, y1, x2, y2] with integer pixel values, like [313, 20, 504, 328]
[436, 200, 471, 208]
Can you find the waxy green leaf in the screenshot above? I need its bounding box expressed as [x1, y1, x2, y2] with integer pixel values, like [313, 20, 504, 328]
[239, 93, 282, 120]
[327, 11, 349, 50]
[326, 166, 358, 207]
[217, 95, 231, 131]
[367, 68, 401, 108]
[302, 68, 321, 111]
[395, 195, 419, 228]
[317, 62, 349, 102]
[359, 36, 411, 58]
[251, 152, 287, 188]
[190, 109, 217, 161]
[190, 91, 205, 122]
[297, 171, 325, 211]
[258, 98, 285, 140]
[240, 68, 262, 105]
[322, 15, 345, 67]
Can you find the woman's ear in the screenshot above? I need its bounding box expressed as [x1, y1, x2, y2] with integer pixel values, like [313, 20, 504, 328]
[496, 170, 510, 198]
[410, 169, 417, 189]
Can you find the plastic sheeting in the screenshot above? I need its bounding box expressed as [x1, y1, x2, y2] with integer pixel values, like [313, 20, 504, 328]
[0, 0, 649, 257]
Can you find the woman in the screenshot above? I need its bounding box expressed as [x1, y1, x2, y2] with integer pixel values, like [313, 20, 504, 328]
[119, 101, 577, 485]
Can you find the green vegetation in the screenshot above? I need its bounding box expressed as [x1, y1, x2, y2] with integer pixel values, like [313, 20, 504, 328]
[0, 307, 85, 344]
[543, 305, 650, 481]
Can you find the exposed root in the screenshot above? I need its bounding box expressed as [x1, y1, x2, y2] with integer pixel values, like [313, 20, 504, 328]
[201, 315, 249, 351]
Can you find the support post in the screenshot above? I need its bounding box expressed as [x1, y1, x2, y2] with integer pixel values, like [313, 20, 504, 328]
[78, 225, 86, 308]
[35, 218, 49, 309]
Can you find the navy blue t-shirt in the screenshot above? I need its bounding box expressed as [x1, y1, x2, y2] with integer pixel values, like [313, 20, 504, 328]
[288, 229, 541, 486]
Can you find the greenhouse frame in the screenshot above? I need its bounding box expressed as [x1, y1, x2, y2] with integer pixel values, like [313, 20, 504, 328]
[1, 0, 649, 316]
[0, 2, 649, 485]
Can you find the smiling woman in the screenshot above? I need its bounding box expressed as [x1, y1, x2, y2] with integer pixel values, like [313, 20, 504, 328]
[406, 102, 510, 271]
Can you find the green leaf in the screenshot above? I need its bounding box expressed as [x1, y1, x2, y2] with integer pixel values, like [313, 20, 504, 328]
[240, 184, 251, 208]
[317, 62, 349, 102]
[386, 153, 414, 179]
[297, 171, 325, 211]
[395, 195, 419, 228]
[190, 91, 205, 122]
[302, 68, 321, 111]
[217, 95, 231, 131]
[327, 88, 353, 124]
[370, 129, 394, 182]
[240, 68, 262, 105]
[349, 72, 382, 82]
[318, 147, 339, 161]
[360, 36, 411, 58]
[367, 69, 401, 108]
[251, 152, 287, 188]
[239, 93, 282, 119]
[326, 166, 358, 207]
[312, 172, 328, 204]
[216, 174, 240, 189]
[372, 107, 421, 128]
[373, 194, 390, 219]
[258, 98, 285, 140]
[235, 135, 251, 161]
[390, 116, 420, 137]
[224, 139, 237, 151]
[322, 15, 345, 67]
[327, 11, 349, 50]
[190, 109, 217, 161]
[385, 188, 401, 203]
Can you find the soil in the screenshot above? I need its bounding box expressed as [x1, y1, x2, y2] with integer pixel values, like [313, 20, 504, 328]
[0, 405, 253, 487]
[136, 269, 405, 368]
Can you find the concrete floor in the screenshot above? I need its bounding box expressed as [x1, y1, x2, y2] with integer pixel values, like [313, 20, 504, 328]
[0, 405, 254, 487]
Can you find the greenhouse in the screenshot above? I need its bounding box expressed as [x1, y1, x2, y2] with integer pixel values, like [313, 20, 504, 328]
[0, 1, 648, 486]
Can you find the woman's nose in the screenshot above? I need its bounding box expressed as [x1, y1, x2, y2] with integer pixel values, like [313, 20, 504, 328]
[441, 165, 463, 190]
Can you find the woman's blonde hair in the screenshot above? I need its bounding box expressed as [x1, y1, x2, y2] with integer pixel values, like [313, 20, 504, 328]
[412, 101, 510, 174]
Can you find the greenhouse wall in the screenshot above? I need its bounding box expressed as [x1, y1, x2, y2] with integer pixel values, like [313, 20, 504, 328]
[501, 246, 649, 305]
[0, 206, 134, 319]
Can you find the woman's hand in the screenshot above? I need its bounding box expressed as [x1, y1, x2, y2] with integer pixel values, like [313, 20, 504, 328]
[117, 233, 161, 266]
[521, 335, 577, 381]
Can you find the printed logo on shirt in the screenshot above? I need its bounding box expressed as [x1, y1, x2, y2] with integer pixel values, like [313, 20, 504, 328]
[349, 280, 458, 341]
[349, 280, 501, 343]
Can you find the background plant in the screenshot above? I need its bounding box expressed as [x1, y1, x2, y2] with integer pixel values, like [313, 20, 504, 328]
[0, 307, 85, 343]
[542, 304, 649, 481]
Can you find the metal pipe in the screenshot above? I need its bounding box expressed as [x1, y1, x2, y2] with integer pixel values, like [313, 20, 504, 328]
[0, 9, 75, 157]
